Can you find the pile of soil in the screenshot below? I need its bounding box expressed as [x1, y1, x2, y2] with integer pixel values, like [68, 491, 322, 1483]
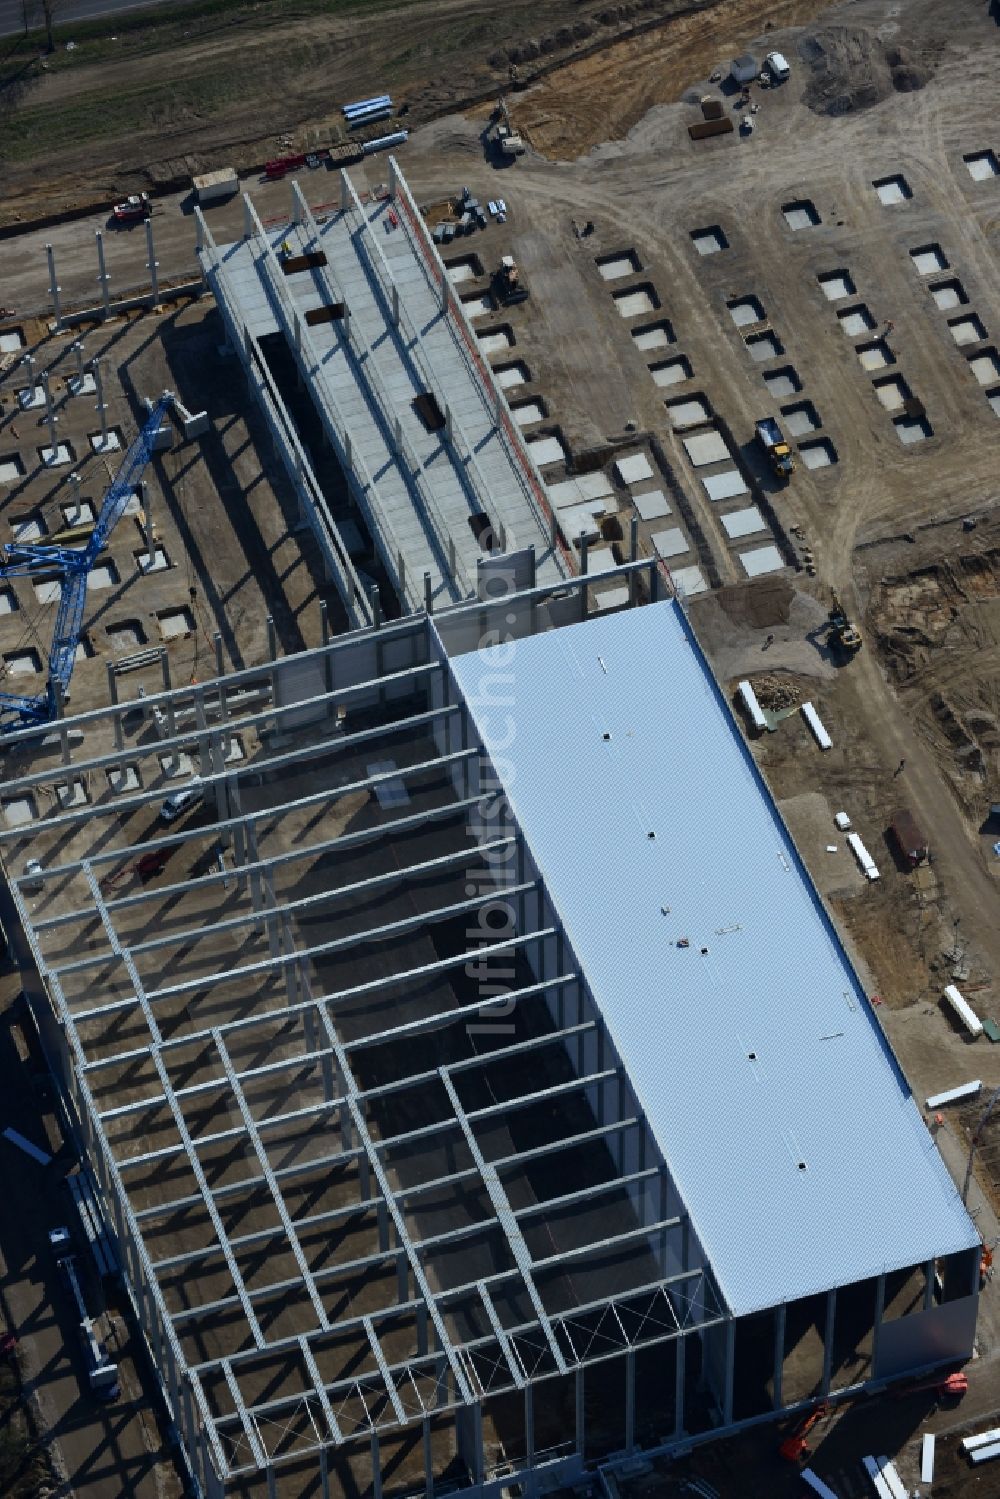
[714, 576, 794, 630]
[799, 26, 893, 116]
[799, 27, 932, 116]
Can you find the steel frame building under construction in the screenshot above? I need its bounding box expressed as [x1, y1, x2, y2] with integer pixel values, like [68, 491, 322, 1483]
[0, 556, 981, 1499]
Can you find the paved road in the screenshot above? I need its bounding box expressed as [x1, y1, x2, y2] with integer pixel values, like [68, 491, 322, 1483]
[0, 0, 195, 42]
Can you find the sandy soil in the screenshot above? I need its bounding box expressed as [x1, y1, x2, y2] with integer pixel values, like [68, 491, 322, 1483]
[514, 0, 832, 158]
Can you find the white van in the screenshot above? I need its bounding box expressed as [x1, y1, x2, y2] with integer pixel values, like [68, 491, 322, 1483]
[766, 51, 791, 82]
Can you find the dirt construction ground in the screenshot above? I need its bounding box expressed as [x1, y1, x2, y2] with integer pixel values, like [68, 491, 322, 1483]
[3, 0, 1000, 1492]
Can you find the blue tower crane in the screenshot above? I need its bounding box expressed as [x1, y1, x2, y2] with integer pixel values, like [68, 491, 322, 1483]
[0, 393, 173, 734]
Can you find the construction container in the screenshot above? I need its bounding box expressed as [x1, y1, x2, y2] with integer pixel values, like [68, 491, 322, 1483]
[889, 807, 928, 865]
[192, 168, 238, 204]
[943, 983, 983, 1038]
[701, 96, 724, 120]
[688, 117, 735, 141]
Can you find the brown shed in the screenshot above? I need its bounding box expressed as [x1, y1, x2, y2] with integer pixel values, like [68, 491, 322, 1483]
[890, 807, 928, 865]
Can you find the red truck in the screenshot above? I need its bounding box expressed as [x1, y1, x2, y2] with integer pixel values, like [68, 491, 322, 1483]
[110, 193, 152, 226]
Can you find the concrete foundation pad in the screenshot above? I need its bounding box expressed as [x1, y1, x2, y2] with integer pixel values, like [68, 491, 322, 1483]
[18, 385, 44, 410]
[721, 505, 766, 539]
[671, 564, 708, 596]
[651, 527, 689, 559]
[690, 226, 727, 255]
[910, 244, 948, 275]
[782, 199, 820, 230]
[747, 331, 783, 362]
[595, 585, 630, 609]
[838, 304, 876, 337]
[0, 460, 24, 484]
[496, 362, 530, 389]
[729, 297, 765, 327]
[818, 270, 855, 301]
[684, 431, 729, 466]
[597, 251, 641, 280]
[949, 315, 987, 346]
[799, 438, 838, 469]
[651, 357, 693, 387]
[763, 366, 801, 397]
[615, 453, 654, 485]
[964, 150, 999, 181]
[632, 322, 672, 351]
[528, 435, 566, 468]
[614, 288, 655, 318]
[740, 543, 785, 577]
[873, 174, 912, 204]
[969, 350, 1000, 385]
[873, 376, 910, 411]
[858, 340, 893, 371]
[893, 414, 932, 444]
[584, 545, 616, 573]
[40, 444, 73, 466]
[782, 402, 820, 436]
[701, 469, 748, 502]
[632, 489, 670, 521]
[666, 397, 711, 429]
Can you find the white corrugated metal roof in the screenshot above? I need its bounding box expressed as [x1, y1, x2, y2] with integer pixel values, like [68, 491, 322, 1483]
[449, 599, 979, 1316]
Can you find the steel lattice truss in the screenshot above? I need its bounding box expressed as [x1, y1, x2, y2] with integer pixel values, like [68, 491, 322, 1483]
[1, 587, 728, 1488]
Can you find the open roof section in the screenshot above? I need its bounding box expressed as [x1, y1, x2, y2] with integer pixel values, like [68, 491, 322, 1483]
[447, 599, 980, 1317]
[196, 163, 568, 617]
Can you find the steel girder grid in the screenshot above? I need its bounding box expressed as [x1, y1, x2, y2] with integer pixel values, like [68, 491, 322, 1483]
[1, 586, 729, 1494]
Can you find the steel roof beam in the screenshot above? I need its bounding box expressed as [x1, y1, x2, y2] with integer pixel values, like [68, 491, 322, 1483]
[90, 937, 559, 1084]
[214, 1029, 330, 1334]
[135, 1103, 627, 1231]
[57, 836, 515, 977]
[38, 794, 491, 932]
[76, 879, 534, 1016]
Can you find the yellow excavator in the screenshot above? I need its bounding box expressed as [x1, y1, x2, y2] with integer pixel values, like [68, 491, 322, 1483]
[829, 593, 862, 654]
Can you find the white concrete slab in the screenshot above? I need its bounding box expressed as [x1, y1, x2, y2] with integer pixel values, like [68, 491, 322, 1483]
[615, 453, 653, 485]
[614, 289, 655, 318]
[721, 506, 766, 539]
[584, 546, 616, 574]
[595, 586, 630, 610]
[911, 246, 947, 275]
[528, 435, 567, 468]
[671, 565, 708, 596]
[931, 282, 964, 310]
[874, 176, 910, 204]
[818, 272, 854, 301]
[969, 351, 1000, 385]
[496, 362, 529, 389]
[691, 228, 726, 256]
[740, 544, 784, 577]
[463, 295, 493, 321]
[701, 470, 748, 502]
[632, 325, 671, 352]
[966, 151, 1000, 181]
[478, 329, 513, 354]
[858, 342, 892, 371]
[598, 255, 639, 281]
[0, 460, 23, 484]
[651, 527, 689, 559]
[651, 358, 692, 387]
[633, 489, 671, 521]
[683, 431, 729, 467]
[950, 316, 987, 346]
[666, 398, 710, 429]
